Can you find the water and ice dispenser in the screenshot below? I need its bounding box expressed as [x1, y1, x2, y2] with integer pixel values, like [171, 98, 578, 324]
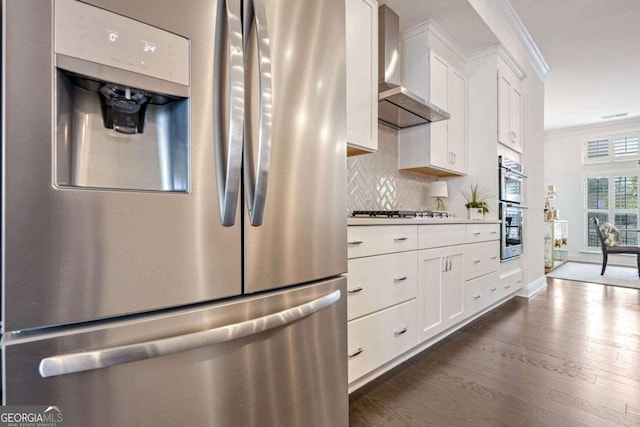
[54, 0, 190, 192]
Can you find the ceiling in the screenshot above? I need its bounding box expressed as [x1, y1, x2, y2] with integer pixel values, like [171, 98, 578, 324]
[381, 0, 640, 131]
[511, 0, 640, 130]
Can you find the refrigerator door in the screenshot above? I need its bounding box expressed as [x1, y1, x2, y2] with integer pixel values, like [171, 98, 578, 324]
[3, 277, 348, 427]
[243, 0, 347, 293]
[2, 0, 241, 331]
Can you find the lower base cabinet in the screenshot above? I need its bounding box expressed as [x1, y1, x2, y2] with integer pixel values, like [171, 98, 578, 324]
[417, 245, 465, 342]
[347, 223, 521, 390]
[347, 299, 417, 383]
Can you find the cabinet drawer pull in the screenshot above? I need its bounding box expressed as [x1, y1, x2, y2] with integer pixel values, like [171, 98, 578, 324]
[348, 240, 363, 245]
[473, 232, 481, 236]
[473, 295, 481, 300]
[516, 280, 523, 284]
[394, 327, 408, 336]
[490, 287, 497, 292]
[347, 287, 363, 294]
[394, 237, 409, 242]
[348, 348, 363, 358]
[490, 231, 497, 235]
[490, 256, 498, 260]
[473, 259, 481, 264]
[505, 284, 512, 289]
[394, 276, 408, 283]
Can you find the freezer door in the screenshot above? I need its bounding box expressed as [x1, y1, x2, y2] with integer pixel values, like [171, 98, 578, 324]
[2, 0, 241, 331]
[3, 278, 347, 427]
[243, 0, 347, 293]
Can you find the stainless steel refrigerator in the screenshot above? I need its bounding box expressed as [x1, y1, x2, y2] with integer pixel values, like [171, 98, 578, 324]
[1, 0, 348, 425]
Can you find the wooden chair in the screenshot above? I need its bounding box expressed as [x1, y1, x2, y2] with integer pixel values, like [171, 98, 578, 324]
[592, 217, 640, 277]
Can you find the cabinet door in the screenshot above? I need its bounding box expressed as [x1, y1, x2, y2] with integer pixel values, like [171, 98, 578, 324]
[346, 0, 377, 155]
[429, 52, 449, 109]
[497, 70, 511, 146]
[510, 85, 522, 152]
[447, 69, 466, 173]
[417, 245, 465, 343]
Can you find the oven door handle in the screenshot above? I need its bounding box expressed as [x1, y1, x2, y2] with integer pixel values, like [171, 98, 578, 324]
[503, 203, 528, 209]
[500, 166, 528, 178]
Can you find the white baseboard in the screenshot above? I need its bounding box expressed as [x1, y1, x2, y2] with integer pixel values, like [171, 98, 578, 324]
[517, 275, 547, 298]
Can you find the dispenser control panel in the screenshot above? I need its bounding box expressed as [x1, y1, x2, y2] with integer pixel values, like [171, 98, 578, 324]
[54, 0, 189, 87]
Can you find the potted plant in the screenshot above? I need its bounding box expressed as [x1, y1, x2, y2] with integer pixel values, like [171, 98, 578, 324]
[462, 184, 490, 220]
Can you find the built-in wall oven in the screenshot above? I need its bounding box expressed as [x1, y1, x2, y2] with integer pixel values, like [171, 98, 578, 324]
[499, 156, 526, 260]
[500, 202, 525, 259]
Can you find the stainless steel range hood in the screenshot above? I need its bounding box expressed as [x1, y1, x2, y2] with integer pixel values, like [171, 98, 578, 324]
[378, 5, 450, 129]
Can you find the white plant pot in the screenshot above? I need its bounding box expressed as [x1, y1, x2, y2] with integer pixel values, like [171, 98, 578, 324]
[468, 208, 484, 220]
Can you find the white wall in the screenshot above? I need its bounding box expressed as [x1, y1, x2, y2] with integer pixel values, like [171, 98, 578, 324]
[544, 117, 640, 267]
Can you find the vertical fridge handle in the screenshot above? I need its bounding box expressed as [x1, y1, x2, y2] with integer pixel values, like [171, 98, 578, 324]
[214, 0, 244, 226]
[243, 0, 273, 226]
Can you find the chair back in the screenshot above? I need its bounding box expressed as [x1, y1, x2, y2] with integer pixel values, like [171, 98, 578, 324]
[591, 217, 607, 252]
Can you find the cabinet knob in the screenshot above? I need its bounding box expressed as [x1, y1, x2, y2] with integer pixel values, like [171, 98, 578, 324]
[473, 295, 482, 300]
[347, 286, 363, 294]
[474, 259, 481, 264]
[394, 327, 408, 336]
[348, 348, 363, 358]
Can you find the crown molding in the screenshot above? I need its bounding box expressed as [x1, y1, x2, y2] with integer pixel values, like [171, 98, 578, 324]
[402, 19, 467, 62]
[495, 0, 549, 80]
[465, 44, 527, 80]
[544, 116, 640, 139]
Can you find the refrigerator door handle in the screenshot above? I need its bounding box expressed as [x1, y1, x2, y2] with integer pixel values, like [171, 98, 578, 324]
[39, 290, 342, 378]
[214, 0, 244, 226]
[243, 0, 273, 226]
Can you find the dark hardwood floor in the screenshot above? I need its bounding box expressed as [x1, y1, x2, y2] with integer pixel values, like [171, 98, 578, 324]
[349, 278, 640, 426]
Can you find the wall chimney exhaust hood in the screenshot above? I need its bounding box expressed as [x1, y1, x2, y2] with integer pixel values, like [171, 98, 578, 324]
[378, 5, 450, 129]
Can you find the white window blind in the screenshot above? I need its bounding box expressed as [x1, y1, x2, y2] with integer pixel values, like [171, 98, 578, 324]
[586, 139, 609, 159]
[613, 136, 639, 158]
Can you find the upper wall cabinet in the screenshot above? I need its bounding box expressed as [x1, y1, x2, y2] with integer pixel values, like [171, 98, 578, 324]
[497, 56, 524, 153]
[397, 21, 467, 176]
[346, 0, 378, 156]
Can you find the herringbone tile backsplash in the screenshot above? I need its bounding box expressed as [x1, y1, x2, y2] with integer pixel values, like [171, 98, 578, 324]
[347, 125, 434, 212]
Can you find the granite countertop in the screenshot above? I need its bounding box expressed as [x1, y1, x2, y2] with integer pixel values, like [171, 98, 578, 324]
[348, 217, 501, 226]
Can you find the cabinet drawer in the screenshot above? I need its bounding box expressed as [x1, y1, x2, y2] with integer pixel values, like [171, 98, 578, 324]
[465, 241, 500, 281]
[348, 225, 417, 258]
[347, 299, 418, 383]
[500, 270, 524, 299]
[347, 252, 418, 320]
[418, 224, 466, 249]
[464, 272, 499, 317]
[466, 223, 500, 243]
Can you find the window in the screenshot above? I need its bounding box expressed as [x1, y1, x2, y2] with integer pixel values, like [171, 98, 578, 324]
[584, 133, 640, 163]
[586, 174, 639, 247]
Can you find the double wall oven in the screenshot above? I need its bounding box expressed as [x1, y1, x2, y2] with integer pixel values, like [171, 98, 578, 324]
[499, 156, 526, 260]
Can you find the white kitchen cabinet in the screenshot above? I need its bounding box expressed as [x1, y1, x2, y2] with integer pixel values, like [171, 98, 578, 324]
[398, 22, 466, 176]
[464, 241, 500, 281]
[347, 224, 417, 258]
[347, 299, 417, 383]
[417, 245, 465, 342]
[497, 57, 523, 153]
[347, 251, 417, 321]
[346, 0, 378, 156]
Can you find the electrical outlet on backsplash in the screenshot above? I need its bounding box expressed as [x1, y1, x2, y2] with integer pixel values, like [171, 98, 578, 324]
[346, 125, 436, 212]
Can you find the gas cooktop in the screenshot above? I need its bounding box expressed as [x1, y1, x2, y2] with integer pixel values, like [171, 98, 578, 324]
[351, 210, 449, 218]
